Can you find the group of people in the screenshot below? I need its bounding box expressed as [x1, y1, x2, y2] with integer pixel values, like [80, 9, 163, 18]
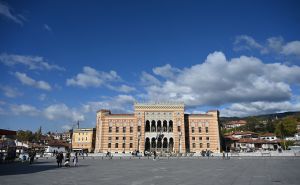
[56, 151, 78, 167]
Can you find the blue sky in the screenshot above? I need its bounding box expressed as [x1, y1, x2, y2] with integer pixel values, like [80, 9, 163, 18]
[0, 0, 300, 132]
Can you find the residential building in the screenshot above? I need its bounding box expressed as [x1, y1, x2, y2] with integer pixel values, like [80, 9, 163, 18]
[72, 128, 96, 153]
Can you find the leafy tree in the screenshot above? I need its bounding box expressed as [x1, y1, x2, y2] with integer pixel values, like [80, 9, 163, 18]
[275, 117, 297, 138]
[245, 117, 259, 132]
[265, 118, 275, 133]
[16, 130, 34, 142]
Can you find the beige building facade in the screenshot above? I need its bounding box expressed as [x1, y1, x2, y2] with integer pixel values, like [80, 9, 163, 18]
[72, 128, 96, 152]
[95, 102, 220, 154]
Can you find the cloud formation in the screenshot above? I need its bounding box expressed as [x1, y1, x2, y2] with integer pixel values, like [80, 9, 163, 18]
[0, 85, 22, 98]
[15, 72, 52, 91]
[66, 66, 120, 88]
[43, 104, 85, 122]
[141, 52, 300, 108]
[0, 1, 24, 25]
[0, 53, 65, 71]
[10, 104, 39, 116]
[234, 35, 300, 56]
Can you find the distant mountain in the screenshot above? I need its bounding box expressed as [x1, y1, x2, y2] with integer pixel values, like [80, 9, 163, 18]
[220, 111, 300, 122]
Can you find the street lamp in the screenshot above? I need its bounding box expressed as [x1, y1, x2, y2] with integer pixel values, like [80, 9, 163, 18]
[178, 131, 182, 153]
[137, 132, 141, 152]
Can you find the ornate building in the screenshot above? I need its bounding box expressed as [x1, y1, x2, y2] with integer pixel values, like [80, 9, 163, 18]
[95, 102, 220, 154]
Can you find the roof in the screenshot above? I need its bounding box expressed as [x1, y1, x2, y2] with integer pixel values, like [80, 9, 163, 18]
[237, 138, 280, 144]
[0, 129, 16, 136]
[260, 133, 276, 137]
[232, 131, 257, 135]
[73, 128, 96, 132]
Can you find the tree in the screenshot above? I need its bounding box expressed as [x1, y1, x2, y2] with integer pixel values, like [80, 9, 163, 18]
[275, 117, 297, 149]
[265, 118, 275, 133]
[16, 130, 34, 142]
[245, 117, 259, 132]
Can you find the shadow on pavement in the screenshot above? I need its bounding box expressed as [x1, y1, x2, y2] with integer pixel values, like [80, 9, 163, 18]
[0, 161, 88, 176]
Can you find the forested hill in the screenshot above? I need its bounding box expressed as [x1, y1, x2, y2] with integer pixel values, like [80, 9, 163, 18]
[220, 111, 300, 122]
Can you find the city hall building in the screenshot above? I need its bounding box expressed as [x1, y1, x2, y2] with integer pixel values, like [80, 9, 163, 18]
[95, 102, 220, 154]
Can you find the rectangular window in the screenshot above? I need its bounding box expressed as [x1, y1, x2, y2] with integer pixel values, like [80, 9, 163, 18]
[200, 143, 203, 148]
[205, 127, 208, 133]
[207, 143, 210, 148]
[130, 137, 133, 140]
[79, 133, 80, 135]
[86, 137, 87, 141]
[191, 127, 194, 133]
[138, 126, 141, 132]
[178, 126, 181, 132]
[192, 143, 196, 148]
[130, 143, 133, 148]
[78, 138, 80, 141]
[199, 137, 202, 141]
[130, 127, 133, 133]
[115, 143, 118, 148]
[116, 137, 119, 140]
[192, 137, 195, 141]
[123, 137, 126, 140]
[206, 137, 209, 141]
[108, 137, 112, 141]
[123, 127, 126, 133]
[108, 143, 111, 148]
[198, 127, 202, 133]
[122, 143, 125, 148]
[109, 127, 112, 133]
[116, 127, 119, 133]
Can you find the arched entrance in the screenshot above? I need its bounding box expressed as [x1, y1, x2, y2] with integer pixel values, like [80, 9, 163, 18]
[151, 137, 156, 150]
[163, 138, 168, 151]
[169, 138, 174, 152]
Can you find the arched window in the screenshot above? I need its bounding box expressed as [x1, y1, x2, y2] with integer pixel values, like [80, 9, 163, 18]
[163, 138, 168, 148]
[169, 138, 174, 151]
[145, 138, 150, 151]
[151, 137, 156, 148]
[145, 120, 150, 132]
[168, 120, 173, 132]
[157, 120, 162, 132]
[151, 120, 156, 132]
[163, 120, 168, 132]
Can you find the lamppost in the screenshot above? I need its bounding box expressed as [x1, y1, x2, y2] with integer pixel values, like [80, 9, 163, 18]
[137, 133, 141, 152]
[178, 131, 182, 153]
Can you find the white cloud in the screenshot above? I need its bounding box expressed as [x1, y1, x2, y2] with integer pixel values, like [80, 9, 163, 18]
[281, 41, 300, 56]
[0, 85, 22, 98]
[140, 71, 161, 86]
[43, 104, 84, 122]
[66, 66, 120, 88]
[0, 1, 24, 25]
[153, 64, 181, 79]
[0, 53, 64, 71]
[234, 35, 300, 57]
[10, 104, 39, 116]
[83, 95, 135, 113]
[107, 84, 136, 93]
[221, 101, 300, 117]
[141, 51, 300, 107]
[43, 24, 52, 32]
[15, 72, 52, 91]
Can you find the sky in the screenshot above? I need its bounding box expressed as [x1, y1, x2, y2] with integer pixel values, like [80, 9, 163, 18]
[0, 0, 300, 132]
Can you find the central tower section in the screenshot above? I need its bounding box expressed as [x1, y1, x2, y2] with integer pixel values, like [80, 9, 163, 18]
[134, 102, 186, 153]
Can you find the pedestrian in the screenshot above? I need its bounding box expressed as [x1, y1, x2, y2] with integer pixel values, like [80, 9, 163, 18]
[73, 153, 78, 166]
[56, 153, 61, 167]
[222, 151, 225, 160]
[153, 151, 157, 160]
[29, 151, 34, 164]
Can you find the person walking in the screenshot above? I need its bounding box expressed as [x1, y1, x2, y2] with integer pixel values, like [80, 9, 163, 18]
[56, 153, 61, 167]
[73, 152, 78, 166]
[153, 151, 157, 160]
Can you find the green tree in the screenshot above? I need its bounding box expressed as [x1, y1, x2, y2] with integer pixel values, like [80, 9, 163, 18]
[245, 117, 259, 132]
[275, 117, 297, 149]
[265, 118, 275, 133]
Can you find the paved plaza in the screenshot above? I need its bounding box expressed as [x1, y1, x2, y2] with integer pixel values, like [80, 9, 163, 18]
[1, 157, 300, 185]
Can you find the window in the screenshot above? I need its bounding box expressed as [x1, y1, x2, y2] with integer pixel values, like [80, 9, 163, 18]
[205, 127, 208, 133]
[123, 137, 126, 140]
[178, 126, 181, 132]
[199, 137, 202, 141]
[206, 137, 209, 141]
[78, 138, 80, 141]
[108, 137, 112, 141]
[130, 143, 133, 148]
[79, 133, 80, 135]
[122, 143, 125, 148]
[192, 143, 196, 148]
[130, 127, 133, 133]
[108, 143, 111, 148]
[86, 137, 87, 141]
[116, 127, 119, 133]
[115, 143, 118, 148]
[116, 137, 119, 140]
[130, 137, 133, 140]
[207, 143, 210, 148]
[198, 127, 202, 133]
[138, 126, 141, 132]
[123, 127, 126, 133]
[200, 143, 203, 148]
[191, 127, 194, 133]
[192, 137, 195, 141]
[109, 127, 112, 133]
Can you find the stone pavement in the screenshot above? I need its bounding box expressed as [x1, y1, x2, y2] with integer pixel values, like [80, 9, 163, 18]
[1, 157, 300, 185]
